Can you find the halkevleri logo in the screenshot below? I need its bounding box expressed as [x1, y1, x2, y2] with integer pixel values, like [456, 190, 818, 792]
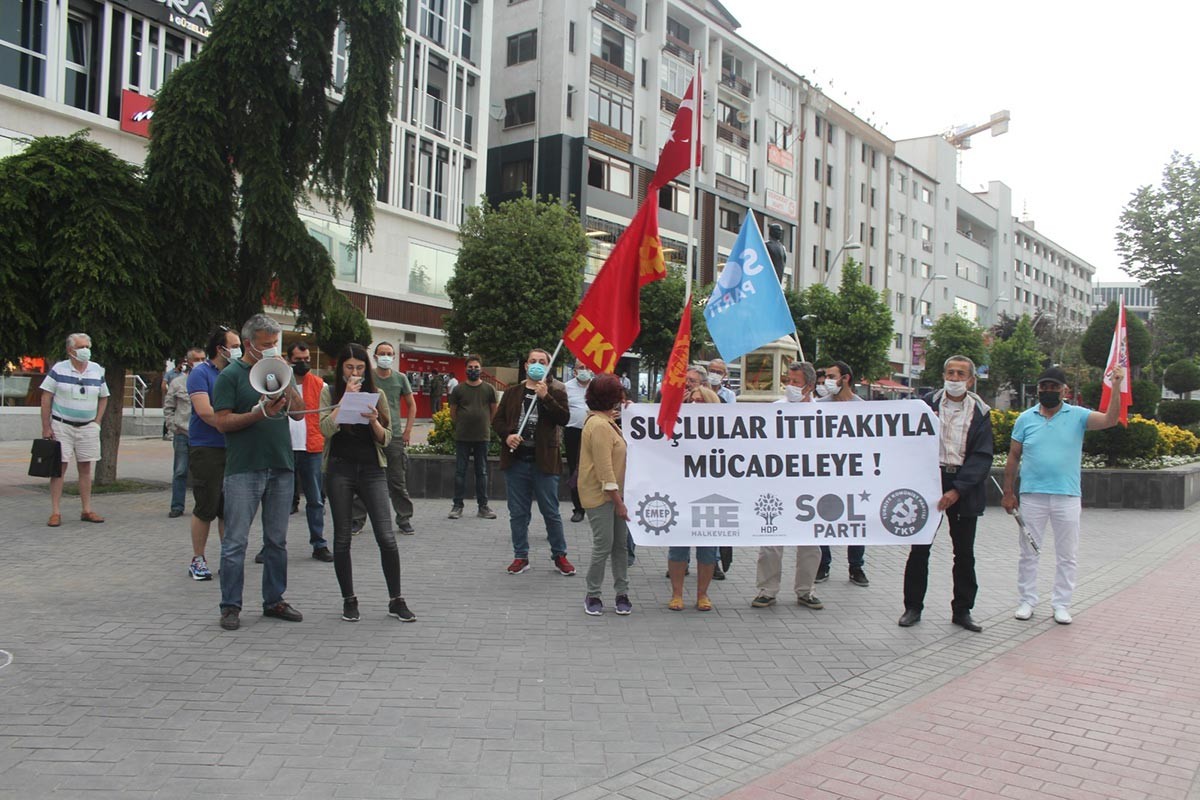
[690, 494, 740, 537]
[636, 493, 678, 536]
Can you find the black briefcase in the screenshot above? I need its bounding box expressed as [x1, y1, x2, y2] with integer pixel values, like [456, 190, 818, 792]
[29, 438, 63, 478]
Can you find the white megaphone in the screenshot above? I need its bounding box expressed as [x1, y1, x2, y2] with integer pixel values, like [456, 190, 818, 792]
[249, 357, 295, 399]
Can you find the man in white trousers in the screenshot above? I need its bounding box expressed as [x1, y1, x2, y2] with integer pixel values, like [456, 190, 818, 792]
[1001, 364, 1126, 625]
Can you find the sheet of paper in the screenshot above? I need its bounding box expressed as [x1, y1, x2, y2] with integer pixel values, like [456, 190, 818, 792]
[338, 391, 379, 424]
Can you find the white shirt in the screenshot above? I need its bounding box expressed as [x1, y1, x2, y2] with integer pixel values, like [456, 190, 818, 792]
[565, 378, 589, 429]
[41, 359, 110, 423]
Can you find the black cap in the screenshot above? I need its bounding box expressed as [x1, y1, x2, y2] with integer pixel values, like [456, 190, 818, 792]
[1036, 366, 1068, 386]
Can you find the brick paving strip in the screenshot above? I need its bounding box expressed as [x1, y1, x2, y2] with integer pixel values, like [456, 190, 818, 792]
[563, 509, 1200, 800]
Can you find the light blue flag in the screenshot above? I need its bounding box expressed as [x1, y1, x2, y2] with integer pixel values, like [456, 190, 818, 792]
[704, 213, 797, 361]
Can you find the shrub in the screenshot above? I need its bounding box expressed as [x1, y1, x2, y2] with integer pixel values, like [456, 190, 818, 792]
[1083, 417, 1160, 466]
[422, 405, 503, 456]
[1142, 417, 1200, 457]
[1081, 378, 1159, 418]
[1158, 399, 1200, 427]
[1163, 358, 1200, 396]
[989, 408, 1020, 455]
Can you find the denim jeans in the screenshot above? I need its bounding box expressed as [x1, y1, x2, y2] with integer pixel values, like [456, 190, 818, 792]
[326, 458, 401, 599]
[293, 451, 327, 551]
[170, 433, 189, 513]
[819, 544, 865, 571]
[352, 437, 413, 529]
[453, 441, 490, 508]
[505, 458, 567, 559]
[667, 546, 719, 565]
[220, 468, 293, 610]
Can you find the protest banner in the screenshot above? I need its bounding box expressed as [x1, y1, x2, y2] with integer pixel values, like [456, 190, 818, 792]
[624, 400, 942, 547]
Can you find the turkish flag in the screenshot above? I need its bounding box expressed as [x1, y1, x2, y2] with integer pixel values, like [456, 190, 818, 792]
[650, 73, 701, 191]
[1100, 295, 1133, 425]
[565, 199, 666, 373]
[657, 296, 692, 439]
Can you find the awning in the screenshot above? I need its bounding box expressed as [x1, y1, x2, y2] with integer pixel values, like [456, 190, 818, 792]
[862, 378, 914, 393]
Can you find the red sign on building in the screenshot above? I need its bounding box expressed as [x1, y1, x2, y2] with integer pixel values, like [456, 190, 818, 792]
[119, 90, 155, 138]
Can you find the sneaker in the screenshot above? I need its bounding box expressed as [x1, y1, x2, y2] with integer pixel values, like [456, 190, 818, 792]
[448, 506, 463, 519]
[168, 509, 183, 518]
[553, 555, 576, 576]
[397, 521, 415, 535]
[478, 506, 497, 519]
[1014, 602, 1034, 621]
[263, 602, 303, 622]
[570, 509, 586, 523]
[712, 566, 726, 581]
[388, 598, 416, 622]
[1053, 606, 1072, 625]
[815, 565, 830, 583]
[189, 556, 213, 581]
[219, 607, 240, 630]
[614, 595, 633, 615]
[342, 597, 360, 622]
[751, 595, 777, 608]
[312, 547, 333, 563]
[797, 593, 824, 610]
[350, 519, 365, 536]
[849, 567, 870, 587]
[254, 550, 264, 565]
[584, 596, 604, 616]
[506, 558, 531, 574]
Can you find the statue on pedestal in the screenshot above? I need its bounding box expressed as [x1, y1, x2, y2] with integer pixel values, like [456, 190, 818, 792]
[766, 223, 788, 285]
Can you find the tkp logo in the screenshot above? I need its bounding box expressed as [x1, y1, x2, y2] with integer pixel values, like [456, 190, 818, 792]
[879, 489, 929, 537]
[754, 493, 784, 534]
[690, 493, 739, 535]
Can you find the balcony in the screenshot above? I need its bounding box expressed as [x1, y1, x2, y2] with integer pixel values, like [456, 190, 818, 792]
[715, 173, 748, 199]
[594, 0, 637, 33]
[663, 35, 694, 62]
[660, 91, 680, 115]
[425, 94, 447, 136]
[588, 122, 633, 153]
[590, 56, 635, 93]
[719, 70, 752, 99]
[452, 108, 474, 150]
[716, 121, 749, 150]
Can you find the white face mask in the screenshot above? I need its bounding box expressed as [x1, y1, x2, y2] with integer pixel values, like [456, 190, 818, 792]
[73, 347, 92, 363]
[823, 378, 840, 395]
[785, 385, 806, 403]
[943, 380, 968, 397]
[376, 355, 394, 370]
[260, 343, 281, 360]
[814, 382, 830, 398]
[225, 346, 242, 362]
[575, 369, 593, 383]
[707, 373, 723, 387]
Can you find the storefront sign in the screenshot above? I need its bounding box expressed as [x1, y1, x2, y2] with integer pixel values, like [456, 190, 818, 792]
[119, 90, 155, 138]
[115, 0, 215, 39]
[767, 143, 793, 170]
[765, 190, 797, 220]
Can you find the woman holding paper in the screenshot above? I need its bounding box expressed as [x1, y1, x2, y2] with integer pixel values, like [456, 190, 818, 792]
[319, 343, 416, 623]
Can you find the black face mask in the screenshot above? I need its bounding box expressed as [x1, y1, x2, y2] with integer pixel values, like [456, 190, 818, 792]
[1038, 390, 1062, 409]
[465, 368, 481, 380]
[293, 362, 311, 377]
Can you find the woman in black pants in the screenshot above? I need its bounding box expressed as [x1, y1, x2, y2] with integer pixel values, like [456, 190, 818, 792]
[319, 343, 416, 623]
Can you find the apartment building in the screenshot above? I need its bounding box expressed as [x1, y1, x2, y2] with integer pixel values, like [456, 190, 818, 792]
[0, 0, 491, 362]
[1093, 282, 1156, 322]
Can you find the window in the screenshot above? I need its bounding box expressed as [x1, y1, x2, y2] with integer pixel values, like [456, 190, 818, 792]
[824, 249, 831, 270]
[912, 181, 919, 199]
[860, 182, 866, 203]
[660, 56, 693, 97]
[721, 51, 743, 79]
[768, 118, 792, 150]
[640, 57, 647, 88]
[568, 21, 574, 52]
[588, 84, 633, 135]
[717, 100, 745, 130]
[304, 215, 359, 281]
[587, 153, 632, 196]
[812, 245, 818, 269]
[499, 159, 532, 194]
[896, 293, 905, 312]
[813, 157, 821, 181]
[716, 143, 748, 184]
[921, 186, 931, 204]
[332, 22, 349, 91]
[666, 17, 690, 44]
[420, 0, 447, 45]
[898, 173, 907, 193]
[812, 202, 819, 225]
[826, 121, 835, 143]
[824, 207, 832, 229]
[768, 168, 790, 196]
[408, 241, 457, 299]
[1, 0, 47, 95]
[592, 23, 633, 73]
[64, 11, 97, 111]
[658, 182, 691, 216]
[506, 29, 536, 65]
[920, 262, 932, 278]
[920, 224, 932, 242]
[504, 93, 535, 127]
[870, 187, 876, 208]
[894, 333, 903, 349]
[825, 163, 833, 187]
[719, 207, 740, 232]
[869, 226, 876, 248]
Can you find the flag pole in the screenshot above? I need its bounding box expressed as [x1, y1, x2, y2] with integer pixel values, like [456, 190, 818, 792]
[683, 50, 701, 307]
[511, 338, 565, 451]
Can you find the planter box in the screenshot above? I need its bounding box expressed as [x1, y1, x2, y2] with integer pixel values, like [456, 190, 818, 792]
[987, 464, 1200, 510]
[407, 454, 572, 502]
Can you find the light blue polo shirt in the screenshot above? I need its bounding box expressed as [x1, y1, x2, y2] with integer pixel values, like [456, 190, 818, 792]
[1011, 403, 1091, 496]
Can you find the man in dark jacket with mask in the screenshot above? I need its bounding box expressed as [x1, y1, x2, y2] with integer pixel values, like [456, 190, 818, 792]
[899, 355, 993, 632]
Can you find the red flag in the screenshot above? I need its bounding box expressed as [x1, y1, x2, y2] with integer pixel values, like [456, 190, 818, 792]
[649, 72, 701, 191]
[565, 199, 666, 373]
[1100, 295, 1133, 425]
[657, 296, 692, 439]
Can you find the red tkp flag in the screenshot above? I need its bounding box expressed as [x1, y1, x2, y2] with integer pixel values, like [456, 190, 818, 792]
[657, 296, 692, 440]
[1100, 295, 1133, 425]
[565, 199, 667, 373]
[650, 72, 701, 191]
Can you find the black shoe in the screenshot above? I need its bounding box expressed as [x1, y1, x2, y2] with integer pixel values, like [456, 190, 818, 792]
[350, 519, 365, 535]
[898, 608, 922, 627]
[254, 551, 264, 564]
[168, 509, 183, 518]
[263, 602, 303, 622]
[952, 612, 983, 632]
[849, 567, 870, 587]
[397, 521, 415, 535]
[342, 597, 360, 622]
[290, 503, 299, 515]
[712, 566, 726, 581]
[219, 607, 240, 631]
[388, 598, 416, 622]
[815, 565, 830, 583]
[570, 509, 585, 523]
[312, 547, 333, 563]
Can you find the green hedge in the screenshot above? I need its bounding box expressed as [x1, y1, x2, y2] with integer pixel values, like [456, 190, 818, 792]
[1158, 399, 1200, 427]
[1083, 418, 1160, 465]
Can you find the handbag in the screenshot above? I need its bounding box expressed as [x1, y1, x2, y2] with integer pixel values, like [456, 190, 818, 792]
[29, 438, 63, 478]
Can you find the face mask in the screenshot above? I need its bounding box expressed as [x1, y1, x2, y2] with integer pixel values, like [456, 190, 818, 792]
[73, 347, 92, 363]
[226, 346, 242, 362]
[1038, 390, 1062, 409]
[576, 369, 593, 383]
[814, 382, 829, 398]
[376, 355, 394, 370]
[707, 373, 723, 386]
[943, 380, 967, 396]
[260, 343, 281, 360]
[823, 378, 840, 395]
[785, 385, 806, 403]
[293, 362, 311, 377]
[465, 368, 481, 380]
[526, 363, 547, 381]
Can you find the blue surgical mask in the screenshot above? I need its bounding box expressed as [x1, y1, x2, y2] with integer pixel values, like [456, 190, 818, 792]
[526, 363, 547, 381]
[226, 346, 242, 362]
[576, 369, 593, 383]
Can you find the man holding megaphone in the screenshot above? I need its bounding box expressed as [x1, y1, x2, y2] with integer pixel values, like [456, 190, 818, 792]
[212, 314, 308, 631]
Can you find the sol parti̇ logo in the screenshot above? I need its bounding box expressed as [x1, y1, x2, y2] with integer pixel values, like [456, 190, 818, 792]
[637, 492, 678, 536]
[879, 489, 929, 537]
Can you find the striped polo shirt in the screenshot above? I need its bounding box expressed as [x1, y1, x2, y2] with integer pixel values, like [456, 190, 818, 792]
[41, 359, 110, 423]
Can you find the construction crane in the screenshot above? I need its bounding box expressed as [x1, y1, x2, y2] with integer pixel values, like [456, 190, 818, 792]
[946, 110, 1011, 150]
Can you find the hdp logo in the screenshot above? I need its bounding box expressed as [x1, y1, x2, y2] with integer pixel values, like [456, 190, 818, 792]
[754, 493, 784, 534]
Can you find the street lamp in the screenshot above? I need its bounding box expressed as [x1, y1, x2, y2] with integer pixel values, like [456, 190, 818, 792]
[820, 240, 863, 287]
[906, 274, 947, 382]
[801, 314, 819, 363]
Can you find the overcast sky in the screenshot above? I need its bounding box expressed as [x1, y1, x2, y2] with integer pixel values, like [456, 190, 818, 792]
[732, 0, 1200, 281]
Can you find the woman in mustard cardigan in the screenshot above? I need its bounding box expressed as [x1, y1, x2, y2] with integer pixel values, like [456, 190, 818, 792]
[578, 373, 632, 616]
[319, 343, 415, 624]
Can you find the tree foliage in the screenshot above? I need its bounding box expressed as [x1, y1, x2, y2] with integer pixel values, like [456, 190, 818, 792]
[445, 195, 587, 365]
[989, 315, 1044, 397]
[1164, 358, 1200, 397]
[921, 313, 987, 383]
[1116, 152, 1200, 356]
[1081, 302, 1152, 371]
[800, 260, 893, 378]
[142, 0, 400, 354]
[0, 132, 164, 482]
[634, 268, 705, 370]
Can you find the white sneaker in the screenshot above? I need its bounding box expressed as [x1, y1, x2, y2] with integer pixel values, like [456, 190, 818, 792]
[1053, 607, 1072, 625]
[1014, 602, 1033, 620]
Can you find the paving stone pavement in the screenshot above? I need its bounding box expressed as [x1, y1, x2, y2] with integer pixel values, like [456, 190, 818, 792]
[1, 441, 1197, 799]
